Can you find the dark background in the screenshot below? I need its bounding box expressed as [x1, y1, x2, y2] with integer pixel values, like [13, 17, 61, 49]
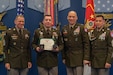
[0, 0, 113, 75]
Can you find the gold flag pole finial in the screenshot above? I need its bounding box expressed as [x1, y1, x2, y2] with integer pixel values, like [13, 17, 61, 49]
[0, 12, 6, 21]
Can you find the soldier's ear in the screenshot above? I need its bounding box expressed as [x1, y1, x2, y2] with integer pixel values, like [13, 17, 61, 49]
[103, 20, 106, 25]
[14, 19, 16, 25]
[67, 16, 68, 20]
[76, 16, 78, 20]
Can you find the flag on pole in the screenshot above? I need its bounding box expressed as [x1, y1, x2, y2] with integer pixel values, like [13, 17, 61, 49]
[54, 0, 58, 26]
[44, 0, 58, 26]
[85, 0, 95, 31]
[17, 0, 24, 15]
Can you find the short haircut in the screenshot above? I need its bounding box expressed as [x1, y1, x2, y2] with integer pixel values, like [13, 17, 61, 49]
[96, 15, 105, 20]
[15, 15, 24, 20]
[44, 14, 51, 18]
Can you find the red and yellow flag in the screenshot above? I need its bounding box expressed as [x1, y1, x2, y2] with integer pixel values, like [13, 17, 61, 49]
[44, 0, 58, 26]
[85, 0, 95, 31]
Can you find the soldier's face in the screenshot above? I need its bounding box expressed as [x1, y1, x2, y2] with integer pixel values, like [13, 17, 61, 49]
[15, 16, 25, 29]
[95, 17, 105, 28]
[43, 16, 52, 28]
[67, 11, 78, 25]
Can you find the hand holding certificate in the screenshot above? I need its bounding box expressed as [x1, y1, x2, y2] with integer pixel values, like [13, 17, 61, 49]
[40, 38, 55, 51]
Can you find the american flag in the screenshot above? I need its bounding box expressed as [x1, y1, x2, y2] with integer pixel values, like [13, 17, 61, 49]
[82, 0, 113, 12]
[94, 0, 113, 12]
[17, 0, 24, 15]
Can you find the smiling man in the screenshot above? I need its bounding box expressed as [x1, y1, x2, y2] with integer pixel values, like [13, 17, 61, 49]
[90, 15, 113, 75]
[4, 15, 32, 75]
[62, 11, 90, 75]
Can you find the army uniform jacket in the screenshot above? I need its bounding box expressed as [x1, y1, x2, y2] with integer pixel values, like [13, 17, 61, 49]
[32, 27, 63, 68]
[4, 27, 31, 69]
[62, 23, 90, 67]
[90, 27, 113, 68]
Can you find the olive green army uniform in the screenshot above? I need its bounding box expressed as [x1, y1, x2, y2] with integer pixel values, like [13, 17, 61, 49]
[62, 23, 90, 75]
[4, 27, 31, 69]
[90, 27, 113, 68]
[32, 27, 63, 68]
[89, 27, 113, 75]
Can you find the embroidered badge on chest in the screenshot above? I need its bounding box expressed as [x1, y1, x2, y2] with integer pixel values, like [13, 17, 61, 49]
[99, 32, 106, 40]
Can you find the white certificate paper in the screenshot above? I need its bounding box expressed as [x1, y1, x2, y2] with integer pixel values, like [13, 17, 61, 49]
[40, 38, 55, 51]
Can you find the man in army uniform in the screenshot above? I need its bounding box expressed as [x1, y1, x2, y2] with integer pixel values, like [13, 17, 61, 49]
[32, 15, 63, 75]
[89, 15, 113, 75]
[61, 11, 90, 75]
[4, 15, 32, 75]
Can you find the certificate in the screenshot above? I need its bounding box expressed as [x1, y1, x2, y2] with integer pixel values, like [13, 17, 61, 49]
[40, 38, 55, 51]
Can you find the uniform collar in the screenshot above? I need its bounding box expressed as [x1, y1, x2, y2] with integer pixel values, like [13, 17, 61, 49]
[15, 26, 23, 34]
[96, 26, 104, 32]
[44, 27, 52, 31]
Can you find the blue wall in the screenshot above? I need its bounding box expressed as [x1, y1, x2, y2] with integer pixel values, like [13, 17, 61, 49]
[0, 0, 113, 75]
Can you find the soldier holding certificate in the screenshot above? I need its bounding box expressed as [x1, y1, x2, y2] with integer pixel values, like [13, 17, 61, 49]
[32, 15, 63, 75]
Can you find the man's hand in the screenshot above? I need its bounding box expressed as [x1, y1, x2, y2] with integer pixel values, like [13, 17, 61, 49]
[105, 63, 111, 68]
[5, 63, 10, 70]
[83, 60, 91, 66]
[62, 59, 65, 64]
[36, 47, 43, 52]
[52, 46, 59, 52]
[28, 62, 32, 69]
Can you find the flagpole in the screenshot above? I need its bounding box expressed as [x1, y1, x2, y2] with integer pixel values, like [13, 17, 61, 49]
[54, 0, 60, 30]
[55, 0, 58, 26]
